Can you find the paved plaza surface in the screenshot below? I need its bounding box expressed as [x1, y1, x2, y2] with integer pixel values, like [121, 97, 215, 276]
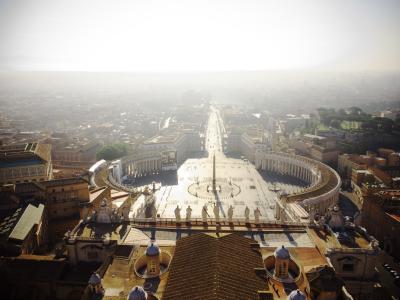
[129, 107, 307, 222]
[130, 227, 315, 248]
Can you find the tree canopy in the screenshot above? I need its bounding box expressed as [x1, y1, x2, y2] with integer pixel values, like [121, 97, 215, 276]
[317, 107, 370, 128]
[96, 143, 129, 161]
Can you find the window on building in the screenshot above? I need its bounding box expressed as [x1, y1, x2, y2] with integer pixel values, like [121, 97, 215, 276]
[342, 263, 354, 272]
[279, 263, 286, 275]
[150, 261, 156, 273]
[87, 251, 98, 260]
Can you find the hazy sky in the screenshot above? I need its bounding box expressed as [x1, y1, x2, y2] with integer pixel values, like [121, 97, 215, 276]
[0, 0, 399, 72]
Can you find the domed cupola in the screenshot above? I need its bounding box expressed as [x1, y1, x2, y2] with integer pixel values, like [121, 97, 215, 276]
[274, 245, 290, 279]
[127, 286, 148, 300]
[146, 242, 160, 257]
[88, 272, 101, 285]
[287, 289, 306, 300]
[133, 239, 172, 280]
[274, 245, 290, 260]
[88, 272, 104, 297]
[145, 241, 161, 277]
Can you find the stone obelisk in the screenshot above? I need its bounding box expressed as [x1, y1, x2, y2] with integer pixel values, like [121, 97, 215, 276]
[212, 153, 216, 192]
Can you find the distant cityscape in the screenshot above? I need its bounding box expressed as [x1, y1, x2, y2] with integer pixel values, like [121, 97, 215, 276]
[2, 0, 400, 296]
[0, 76, 400, 300]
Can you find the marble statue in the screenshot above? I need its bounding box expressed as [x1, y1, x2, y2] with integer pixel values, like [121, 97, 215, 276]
[202, 204, 209, 222]
[213, 203, 220, 222]
[186, 205, 192, 221]
[174, 205, 181, 222]
[228, 205, 234, 223]
[152, 205, 157, 220]
[254, 207, 262, 224]
[122, 205, 130, 221]
[244, 206, 250, 222]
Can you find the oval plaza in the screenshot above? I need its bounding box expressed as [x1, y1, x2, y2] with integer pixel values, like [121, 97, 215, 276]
[95, 108, 341, 224]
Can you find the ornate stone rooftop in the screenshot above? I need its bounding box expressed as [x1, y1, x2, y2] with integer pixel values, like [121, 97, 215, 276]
[307, 226, 375, 253]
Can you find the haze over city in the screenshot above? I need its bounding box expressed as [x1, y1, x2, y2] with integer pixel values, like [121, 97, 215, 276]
[1, 1, 400, 300]
[0, 0, 400, 72]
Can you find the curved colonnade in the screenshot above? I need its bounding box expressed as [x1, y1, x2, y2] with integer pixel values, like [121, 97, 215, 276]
[93, 150, 341, 222]
[89, 151, 164, 191]
[259, 152, 341, 214]
[122, 150, 164, 177]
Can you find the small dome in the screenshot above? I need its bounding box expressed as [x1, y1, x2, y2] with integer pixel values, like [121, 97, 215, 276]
[274, 245, 290, 259]
[287, 289, 306, 300]
[127, 286, 148, 300]
[146, 242, 160, 257]
[88, 272, 101, 285]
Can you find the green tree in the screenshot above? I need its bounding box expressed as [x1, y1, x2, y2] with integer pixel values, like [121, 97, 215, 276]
[330, 119, 341, 128]
[338, 108, 346, 116]
[96, 143, 129, 160]
[348, 106, 363, 116]
[375, 117, 394, 133]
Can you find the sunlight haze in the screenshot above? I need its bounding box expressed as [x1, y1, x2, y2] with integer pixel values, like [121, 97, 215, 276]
[0, 0, 399, 72]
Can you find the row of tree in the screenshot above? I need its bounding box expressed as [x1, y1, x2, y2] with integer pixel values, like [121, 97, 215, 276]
[96, 143, 130, 161]
[317, 107, 398, 133]
[317, 107, 370, 127]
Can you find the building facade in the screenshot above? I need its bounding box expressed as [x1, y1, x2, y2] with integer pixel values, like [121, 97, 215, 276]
[225, 127, 268, 163]
[120, 130, 203, 179]
[0, 143, 53, 184]
[361, 190, 400, 260]
[42, 177, 90, 221]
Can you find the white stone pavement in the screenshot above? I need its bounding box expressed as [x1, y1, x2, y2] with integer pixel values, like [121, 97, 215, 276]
[130, 107, 304, 221]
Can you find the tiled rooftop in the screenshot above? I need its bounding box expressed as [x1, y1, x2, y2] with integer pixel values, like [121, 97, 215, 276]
[90, 186, 108, 202]
[163, 233, 268, 300]
[9, 203, 44, 241]
[307, 226, 373, 252]
[72, 222, 130, 242]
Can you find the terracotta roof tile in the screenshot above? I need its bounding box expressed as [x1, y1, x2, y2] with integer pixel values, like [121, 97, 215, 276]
[163, 233, 267, 300]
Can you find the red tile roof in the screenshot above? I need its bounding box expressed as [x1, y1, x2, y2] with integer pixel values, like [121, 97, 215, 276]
[163, 233, 267, 300]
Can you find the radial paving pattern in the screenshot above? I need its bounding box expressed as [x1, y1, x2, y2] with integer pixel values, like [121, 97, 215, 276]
[129, 107, 307, 222]
[187, 179, 241, 200]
